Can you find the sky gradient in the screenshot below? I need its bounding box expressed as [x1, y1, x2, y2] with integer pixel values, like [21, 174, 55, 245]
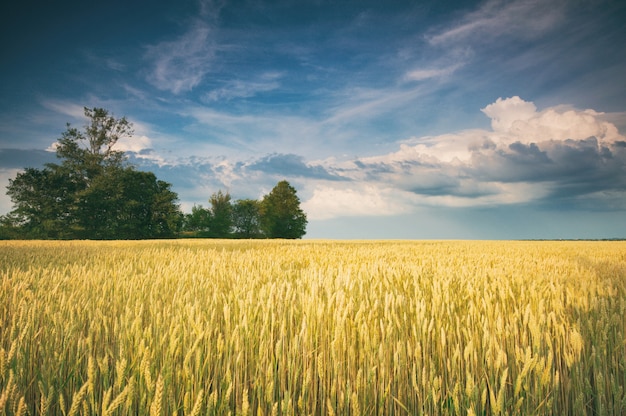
[1, 0, 625, 239]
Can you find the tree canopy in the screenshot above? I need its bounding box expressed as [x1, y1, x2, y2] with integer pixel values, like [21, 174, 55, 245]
[1, 108, 309, 240]
[182, 182, 307, 239]
[2, 107, 182, 239]
[260, 180, 307, 239]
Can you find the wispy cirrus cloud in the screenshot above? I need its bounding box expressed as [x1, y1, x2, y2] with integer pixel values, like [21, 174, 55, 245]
[322, 84, 427, 126]
[204, 72, 283, 102]
[144, 20, 217, 94]
[404, 64, 460, 81]
[179, 106, 318, 155]
[427, 0, 567, 46]
[40, 99, 87, 121]
[142, 0, 229, 94]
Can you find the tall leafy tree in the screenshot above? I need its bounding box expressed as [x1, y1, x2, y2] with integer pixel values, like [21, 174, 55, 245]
[149, 176, 183, 238]
[4, 107, 182, 239]
[232, 199, 262, 238]
[260, 180, 307, 239]
[208, 190, 233, 238]
[5, 167, 78, 238]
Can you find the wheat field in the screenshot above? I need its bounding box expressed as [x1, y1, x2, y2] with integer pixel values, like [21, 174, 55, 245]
[0, 240, 625, 415]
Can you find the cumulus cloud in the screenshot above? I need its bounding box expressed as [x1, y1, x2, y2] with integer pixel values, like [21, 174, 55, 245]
[302, 184, 414, 220]
[302, 96, 626, 218]
[481, 96, 537, 132]
[114, 135, 152, 154]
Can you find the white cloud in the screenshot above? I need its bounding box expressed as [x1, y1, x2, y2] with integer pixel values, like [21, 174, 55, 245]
[511, 108, 622, 143]
[598, 111, 626, 133]
[114, 135, 152, 153]
[302, 184, 414, 220]
[40, 99, 86, 120]
[198, 0, 226, 20]
[481, 96, 537, 132]
[300, 96, 626, 219]
[427, 0, 566, 45]
[482, 96, 623, 143]
[322, 85, 426, 125]
[179, 106, 330, 157]
[205, 73, 283, 101]
[405, 63, 461, 81]
[145, 21, 216, 94]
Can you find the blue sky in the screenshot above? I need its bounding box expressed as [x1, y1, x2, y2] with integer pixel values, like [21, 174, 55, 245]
[1, 0, 625, 239]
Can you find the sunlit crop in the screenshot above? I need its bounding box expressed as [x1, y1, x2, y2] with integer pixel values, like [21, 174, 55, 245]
[1, 240, 625, 415]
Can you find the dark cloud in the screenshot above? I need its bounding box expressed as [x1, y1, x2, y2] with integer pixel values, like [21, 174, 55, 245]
[353, 160, 398, 172]
[507, 142, 550, 163]
[470, 138, 623, 180]
[0, 148, 57, 169]
[465, 138, 626, 205]
[134, 158, 218, 190]
[247, 153, 344, 180]
[470, 143, 552, 182]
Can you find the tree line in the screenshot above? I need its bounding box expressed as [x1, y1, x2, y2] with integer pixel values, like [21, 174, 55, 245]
[182, 182, 307, 239]
[0, 108, 307, 240]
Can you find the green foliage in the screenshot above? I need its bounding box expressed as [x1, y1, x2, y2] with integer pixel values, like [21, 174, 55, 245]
[260, 180, 307, 239]
[208, 190, 233, 238]
[5, 166, 79, 238]
[1, 107, 309, 240]
[182, 205, 211, 236]
[232, 199, 262, 238]
[181, 182, 307, 239]
[3, 107, 182, 239]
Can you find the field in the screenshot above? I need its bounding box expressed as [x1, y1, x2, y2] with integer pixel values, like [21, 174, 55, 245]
[1, 240, 625, 415]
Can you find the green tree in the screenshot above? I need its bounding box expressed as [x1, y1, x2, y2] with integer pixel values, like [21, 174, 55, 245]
[144, 175, 183, 238]
[232, 199, 262, 238]
[208, 190, 233, 238]
[260, 180, 307, 239]
[0, 212, 22, 240]
[6, 166, 79, 238]
[55, 107, 130, 175]
[4, 107, 182, 239]
[73, 168, 181, 239]
[183, 205, 211, 235]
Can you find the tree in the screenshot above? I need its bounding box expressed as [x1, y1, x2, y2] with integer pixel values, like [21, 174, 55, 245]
[183, 205, 211, 234]
[5, 107, 182, 239]
[208, 190, 233, 238]
[0, 212, 28, 240]
[232, 199, 262, 238]
[260, 180, 307, 239]
[6, 166, 79, 238]
[55, 107, 131, 181]
[145, 176, 183, 238]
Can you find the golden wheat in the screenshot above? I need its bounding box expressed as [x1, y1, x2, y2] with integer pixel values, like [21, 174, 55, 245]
[0, 240, 625, 414]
